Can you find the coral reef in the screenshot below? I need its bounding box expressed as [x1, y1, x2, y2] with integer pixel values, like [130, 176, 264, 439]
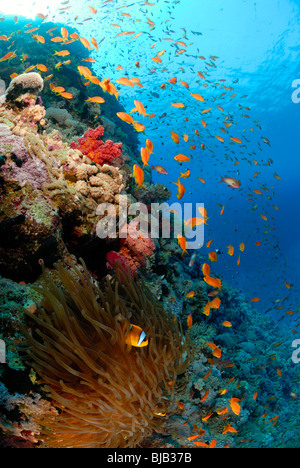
[0, 74, 128, 281]
[45, 107, 86, 138]
[0, 15, 298, 450]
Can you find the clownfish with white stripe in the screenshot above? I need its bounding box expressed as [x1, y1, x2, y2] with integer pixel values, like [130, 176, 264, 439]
[123, 324, 149, 348]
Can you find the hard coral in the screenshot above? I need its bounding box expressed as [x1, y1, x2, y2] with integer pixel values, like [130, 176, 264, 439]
[4, 72, 44, 105]
[70, 125, 123, 166]
[23, 261, 192, 448]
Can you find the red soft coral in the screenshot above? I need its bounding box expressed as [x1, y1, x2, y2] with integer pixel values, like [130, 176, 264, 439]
[106, 223, 156, 274]
[120, 223, 155, 273]
[70, 125, 123, 166]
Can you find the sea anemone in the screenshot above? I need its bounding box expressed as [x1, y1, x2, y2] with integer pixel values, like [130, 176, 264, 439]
[22, 261, 192, 448]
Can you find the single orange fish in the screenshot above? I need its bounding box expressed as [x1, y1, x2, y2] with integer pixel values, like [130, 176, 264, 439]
[80, 37, 91, 50]
[190, 92, 205, 101]
[223, 424, 238, 434]
[209, 297, 221, 310]
[133, 164, 145, 190]
[172, 178, 186, 200]
[227, 245, 234, 256]
[201, 389, 209, 402]
[36, 64, 47, 72]
[229, 397, 241, 415]
[54, 50, 70, 57]
[134, 99, 147, 118]
[222, 321, 232, 328]
[174, 154, 190, 162]
[208, 252, 218, 262]
[171, 131, 179, 144]
[141, 146, 150, 167]
[204, 276, 222, 290]
[60, 92, 73, 99]
[177, 235, 188, 255]
[186, 291, 195, 299]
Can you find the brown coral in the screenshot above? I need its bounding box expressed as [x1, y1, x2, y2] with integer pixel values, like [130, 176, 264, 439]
[23, 261, 192, 448]
[5, 72, 44, 104]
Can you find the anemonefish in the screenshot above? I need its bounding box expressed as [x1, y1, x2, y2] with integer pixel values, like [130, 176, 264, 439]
[124, 324, 148, 347]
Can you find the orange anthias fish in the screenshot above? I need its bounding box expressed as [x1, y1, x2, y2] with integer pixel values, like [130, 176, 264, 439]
[32, 34, 45, 44]
[146, 139, 154, 155]
[0, 51, 17, 62]
[60, 92, 73, 99]
[206, 342, 222, 358]
[229, 397, 241, 415]
[117, 112, 136, 125]
[100, 78, 121, 100]
[223, 321, 232, 328]
[133, 164, 145, 190]
[174, 154, 191, 162]
[80, 37, 92, 50]
[190, 92, 205, 101]
[171, 131, 179, 144]
[78, 65, 93, 79]
[152, 165, 168, 175]
[208, 252, 218, 262]
[54, 50, 70, 57]
[223, 424, 238, 435]
[209, 297, 221, 310]
[177, 235, 188, 255]
[132, 122, 145, 133]
[185, 217, 206, 229]
[204, 276, 222, 290]
[186, 291, 195, 299]
[180, 169, 191, 179]
[220, 176, 241, 189]
[134, 99, 147, 118]
[172, 178, 186, 200]
[202, 263, 211, 277]
[91, 38, 98, 50]
[227, 245, 234, 256]
[141, 146, 150, 167]
[116, 77, 134, 87]
[86, 96, 105, 103]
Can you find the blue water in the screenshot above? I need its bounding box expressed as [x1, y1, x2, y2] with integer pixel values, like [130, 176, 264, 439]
[1, 0, 300, 449]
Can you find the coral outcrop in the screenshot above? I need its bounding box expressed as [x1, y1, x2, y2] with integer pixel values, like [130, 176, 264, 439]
[22, 261, 192, 448]
[0, 74, 128, 281]
[70, 125, 123, 167]
[2, 72, 44, 105]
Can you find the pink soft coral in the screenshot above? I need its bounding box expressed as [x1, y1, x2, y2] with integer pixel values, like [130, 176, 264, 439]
[70, 125, 123, 166]
[106, 223, 156, 274]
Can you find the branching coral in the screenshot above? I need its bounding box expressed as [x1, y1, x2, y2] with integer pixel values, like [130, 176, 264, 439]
[22, 261, 192, 448]
[70, 125, 123, 166]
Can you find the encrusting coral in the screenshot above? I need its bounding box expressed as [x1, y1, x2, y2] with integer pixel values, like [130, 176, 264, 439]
[22, 260, 193, 448]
